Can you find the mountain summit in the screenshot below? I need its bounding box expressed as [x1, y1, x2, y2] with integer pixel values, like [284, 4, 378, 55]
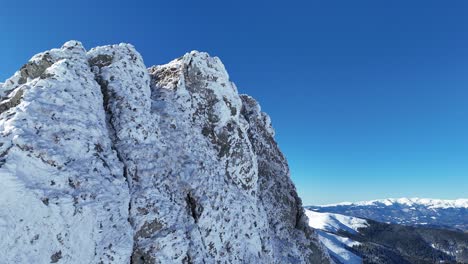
[0, 41, 329, 263]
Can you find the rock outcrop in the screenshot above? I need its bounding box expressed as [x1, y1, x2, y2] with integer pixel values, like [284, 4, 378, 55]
[0, 41, 329, 263]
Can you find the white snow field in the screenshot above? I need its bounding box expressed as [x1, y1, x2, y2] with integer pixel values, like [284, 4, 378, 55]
[305, 209, 368, 264]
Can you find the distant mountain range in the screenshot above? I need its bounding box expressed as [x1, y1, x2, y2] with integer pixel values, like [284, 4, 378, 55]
[305, 198, 468, 264]
[305, 211, 468, 263]
[306, 198, 468, 231]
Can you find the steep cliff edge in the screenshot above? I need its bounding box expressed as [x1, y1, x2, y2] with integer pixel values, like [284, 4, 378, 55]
[0, 41, 329, 263]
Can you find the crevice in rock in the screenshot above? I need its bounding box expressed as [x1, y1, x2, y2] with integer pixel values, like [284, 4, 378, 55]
[182, 254, 194, 264]
[89, 59, 137, 261]
[186, 192, 202, 223]
[0, 145, 13, 168]
[90, 61, 131, 188]
[294, 207, 303, 230]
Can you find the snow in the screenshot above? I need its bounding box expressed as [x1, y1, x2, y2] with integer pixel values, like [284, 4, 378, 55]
[430, 243, 456, 257]
[308, 197, 468, 232]
[316, 231, 362, 264]
[0, 41, 132, 263]
[305, 209, 364, 264]
[305, 210, 368, 234]
[318, 198, 468, 209]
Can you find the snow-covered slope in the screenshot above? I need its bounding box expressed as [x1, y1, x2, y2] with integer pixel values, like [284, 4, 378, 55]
[305, 210, 366, 264]
[306, 210, 367, 234]
[0, 41, 329, 263]
[306, 198, 468, 231]
[315, 232, 361, 264]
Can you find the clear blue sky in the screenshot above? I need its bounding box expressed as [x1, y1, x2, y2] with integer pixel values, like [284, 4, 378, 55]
[2, 0, 467, 205]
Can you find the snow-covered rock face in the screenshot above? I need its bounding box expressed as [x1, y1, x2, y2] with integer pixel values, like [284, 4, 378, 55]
[0, 42, 329, 263]
[241, 95, 329, 263]
[0, 41, 133, 263]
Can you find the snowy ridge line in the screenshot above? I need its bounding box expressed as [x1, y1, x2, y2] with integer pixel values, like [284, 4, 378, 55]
[305, 210, 368, 234]
[314, 198, 468, 209]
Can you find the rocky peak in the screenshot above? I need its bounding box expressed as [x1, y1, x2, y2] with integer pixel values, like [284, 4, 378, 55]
[0, 41, 330, 263]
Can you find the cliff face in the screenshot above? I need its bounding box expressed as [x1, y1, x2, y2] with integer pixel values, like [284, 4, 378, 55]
[0, 41, 329, 264]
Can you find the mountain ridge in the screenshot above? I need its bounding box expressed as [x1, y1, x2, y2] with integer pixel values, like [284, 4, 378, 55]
[306, 197, 468, 232]
[316, 197, 468, 209]
[305, 209, 468, 264]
